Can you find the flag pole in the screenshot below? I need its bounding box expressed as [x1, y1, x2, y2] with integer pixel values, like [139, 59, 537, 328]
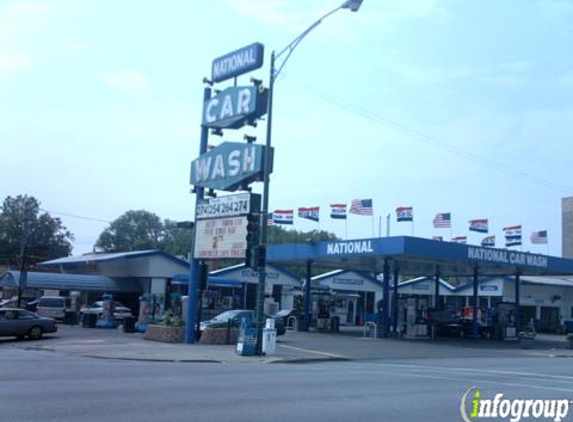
[386, 213, 390, 237]
[371, 214, 375, 238]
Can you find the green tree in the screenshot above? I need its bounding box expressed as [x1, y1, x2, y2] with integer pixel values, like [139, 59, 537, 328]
[0, 195, 74, 266]
[162, 219, 193, 257]
[95, 210, 166, 252]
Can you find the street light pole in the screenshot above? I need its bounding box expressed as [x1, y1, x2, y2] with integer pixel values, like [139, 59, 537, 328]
[255, 0, 364, 355]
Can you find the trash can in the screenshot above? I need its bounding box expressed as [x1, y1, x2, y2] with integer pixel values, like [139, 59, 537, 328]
[330, 316, 340, 333]
[64, 310, 77, 325]
[123, 316, 137, 333]
[82, 313, 97, 328]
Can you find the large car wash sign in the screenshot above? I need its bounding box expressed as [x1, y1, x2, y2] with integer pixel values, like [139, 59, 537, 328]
[190, 142, 272, 191]
[211, 42, 264, 83]
[202, 85, 268, 129]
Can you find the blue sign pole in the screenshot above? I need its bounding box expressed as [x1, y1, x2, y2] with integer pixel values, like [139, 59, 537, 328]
[186, 85, 211, 344]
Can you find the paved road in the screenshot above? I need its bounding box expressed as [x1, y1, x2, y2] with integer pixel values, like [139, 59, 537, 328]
[2, 348, 573, 422]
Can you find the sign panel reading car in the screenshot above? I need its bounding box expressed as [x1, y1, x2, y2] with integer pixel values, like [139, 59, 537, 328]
[194, 217, 247, 259]
[190, 142, 272, 191]
[202, 86, 268, 129]
[211, 42, 264, 83]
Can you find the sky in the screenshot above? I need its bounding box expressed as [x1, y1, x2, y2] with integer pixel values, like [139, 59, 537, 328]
[1, 0, 572, 257]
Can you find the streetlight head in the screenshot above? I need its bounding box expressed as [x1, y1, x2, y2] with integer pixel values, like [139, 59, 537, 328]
[341, 0, 363, 12]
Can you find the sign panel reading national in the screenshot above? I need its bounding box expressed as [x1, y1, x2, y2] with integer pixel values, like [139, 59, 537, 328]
[211, 42, 264, 83]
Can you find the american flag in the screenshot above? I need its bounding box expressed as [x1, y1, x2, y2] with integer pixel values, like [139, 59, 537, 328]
[349, 199, 373, 216]
[451, 236, 467, 244]
[433, 212, 451, 228]
[530, 230, 548, 245]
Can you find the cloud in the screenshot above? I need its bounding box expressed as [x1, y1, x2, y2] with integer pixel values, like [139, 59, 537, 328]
[222, 0, 452, 29]
[0, 52, 33, 73]
[391, 60, 535, 86]
[100, 70, 153, 97]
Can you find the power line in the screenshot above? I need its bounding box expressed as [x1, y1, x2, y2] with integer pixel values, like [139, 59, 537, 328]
[286, 77, 573, 193]
[39, 208, 111, 224]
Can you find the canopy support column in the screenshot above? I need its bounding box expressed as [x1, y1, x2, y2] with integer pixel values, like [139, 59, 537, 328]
[515, 272, 521, 336]
[392, 264, 399, 334]
[472, 266, 479, 340]
[383, 258, 390, 338]
[434, 266, 441, 310]
[304, 259, 313, 332]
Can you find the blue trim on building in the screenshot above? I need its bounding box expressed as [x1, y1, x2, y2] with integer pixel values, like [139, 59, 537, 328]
[37, 249, 189, 269]
[172, 274, 242, 288]
[0, 271, 142, 293]
[312, 269, 384, 287]
[210, 262, 302, 282]
[397, 276, 456, 292]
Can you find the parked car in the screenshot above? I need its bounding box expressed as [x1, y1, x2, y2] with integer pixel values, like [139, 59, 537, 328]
[0, 308, 57, 340]
[80, 301, 133, 323]
[436, 317, 494, 339]
[273, 309, 297, 330]
[36, 296, 71, 320]
[200, 309, 286, 336]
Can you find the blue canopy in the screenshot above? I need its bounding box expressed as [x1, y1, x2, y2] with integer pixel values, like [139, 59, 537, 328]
[172, 274, 242, 288]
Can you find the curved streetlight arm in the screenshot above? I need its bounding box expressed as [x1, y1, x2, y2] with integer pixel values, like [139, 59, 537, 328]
[273, 5, 343, 80]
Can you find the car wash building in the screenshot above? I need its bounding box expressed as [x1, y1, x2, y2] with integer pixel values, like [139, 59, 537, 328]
[267, 236, 573, 339]
[310, 270, 383, 325]
[35, 250, 190, 312]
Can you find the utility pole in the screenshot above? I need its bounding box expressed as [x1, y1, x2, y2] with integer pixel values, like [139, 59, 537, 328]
[17, 210, 30, 308]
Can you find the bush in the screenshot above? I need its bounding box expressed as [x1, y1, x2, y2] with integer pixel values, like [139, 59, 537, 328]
[160, 311, 184, 328]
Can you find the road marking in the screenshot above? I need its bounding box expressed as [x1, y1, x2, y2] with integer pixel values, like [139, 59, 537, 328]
[278, 344, 346, 359]
[374, 363, 573, 381]
[395, 371, 573, 394]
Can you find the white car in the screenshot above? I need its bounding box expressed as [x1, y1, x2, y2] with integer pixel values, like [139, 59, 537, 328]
[80, 301, 133, 323]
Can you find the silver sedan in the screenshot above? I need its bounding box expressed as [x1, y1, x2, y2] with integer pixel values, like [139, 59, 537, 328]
[0, 308, 58, 340]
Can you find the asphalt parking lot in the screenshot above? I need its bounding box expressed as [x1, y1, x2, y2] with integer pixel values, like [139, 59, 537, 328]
[3, 324, 573, 363]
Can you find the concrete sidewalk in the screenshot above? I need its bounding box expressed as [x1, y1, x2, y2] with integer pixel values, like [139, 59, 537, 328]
[6, 325, 573, 364]
[7, 325, 345, 364]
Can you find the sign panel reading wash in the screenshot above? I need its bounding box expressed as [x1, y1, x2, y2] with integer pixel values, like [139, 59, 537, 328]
[190, 142, 272, 191]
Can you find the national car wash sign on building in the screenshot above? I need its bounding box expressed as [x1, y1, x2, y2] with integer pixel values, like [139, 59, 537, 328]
[211, 43, 264, 83]
[190, 142, 273, 191]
